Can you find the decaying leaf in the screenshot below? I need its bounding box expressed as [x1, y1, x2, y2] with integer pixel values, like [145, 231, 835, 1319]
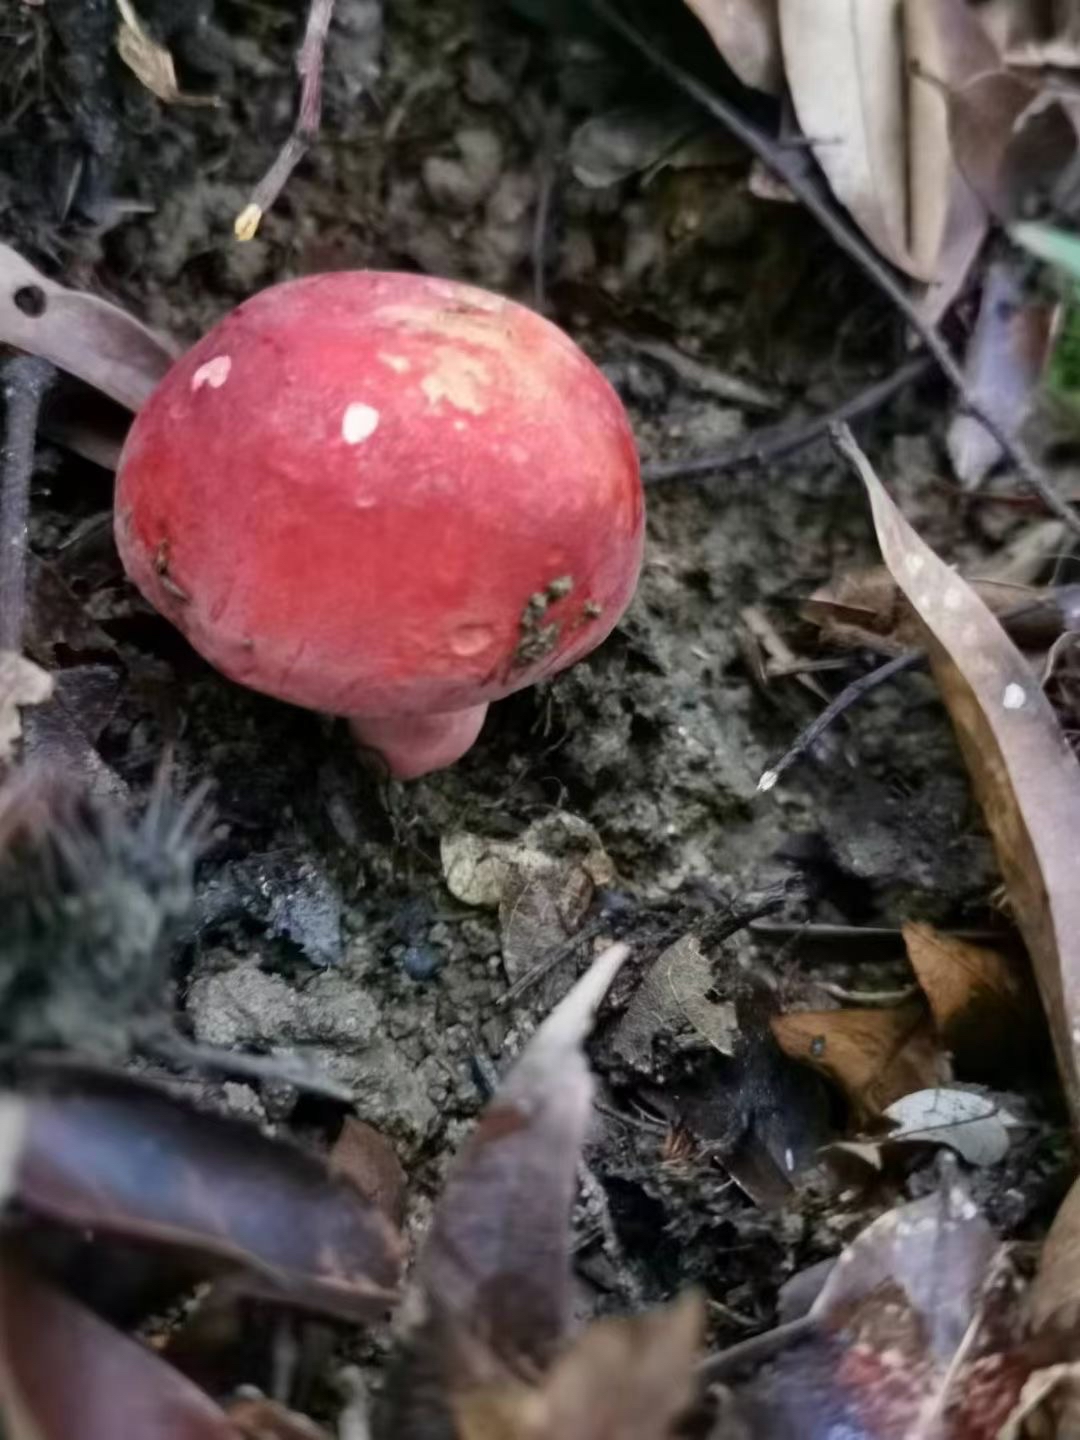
[903, 921, 1043, 1078]
[904, 0, 994, 307]
[330, 1116, 407, 1227]
[3, 1068, 402, 1320]
[771, 1000, 949, 1122]
[837, 425, 1080, 1131]
[684, 0, 782, 94]
[454, 1295, 703, 1440]
[610, 932, 737, 1071]
[115, 0, 220, 107]
[568, 104, 699, 189]
[383, 944, 629, 1437]
[779, 0, 921, 276]
[1027, 1171, 1080, 1335]
[225, 1397, 329, 1439]
[881, 1086, 1015, 1166]
[0, 1258, 241, 1439]
[442, 814, 615, 986]
[709, 1182, 1029, 1438]
[0, 653, 52, 765]
[0, 241, 177, 411]
[946, 259, 1057, 488]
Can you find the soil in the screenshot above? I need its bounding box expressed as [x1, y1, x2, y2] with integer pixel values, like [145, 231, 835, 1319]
[1, 0, 1070, 1415]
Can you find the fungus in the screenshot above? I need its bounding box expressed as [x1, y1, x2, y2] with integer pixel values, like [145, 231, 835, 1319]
[115, 272, 644, 777]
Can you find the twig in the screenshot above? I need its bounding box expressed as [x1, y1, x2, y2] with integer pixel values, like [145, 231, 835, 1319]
[532, 146, 558, 313]
[235, 0, 336, 240]
[1, 355, 53, 652]
[144, 1030, 356, 1103]
[757, 651, 919, 792]
[748, 921, 1012, 944]
[588, 0, 1080, 536]
[498, 915, 607, 1010]
[643, 356, 931, 484]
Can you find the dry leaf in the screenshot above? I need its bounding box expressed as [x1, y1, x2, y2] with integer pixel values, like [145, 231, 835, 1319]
[684, 0, 782, 94]
[115, 0, 219, 107]
[904, 0, 993, 319]
[384, 945, 629, 1437]
[330, 1116, 406, 1227]
[6, 1067, 402, 1320]
[946, 260, 1057, 488]
[225, 1397, 329, 1439]
[0, 241, 177, 411]
[839, 425, 1080, 1130]
[709, 1182, 1028, 1438]
[0, 1258, 241, 1439]
[455, 1295, 703, 1440]
[1028, 1172, 1080, 1335]
[779, 0, 923, 277]
[903, 921, 1043, 1078]
[770, 1000, 949, 1121]
[0, 653, 52, 765]
[881, 1086, 1014, 1166]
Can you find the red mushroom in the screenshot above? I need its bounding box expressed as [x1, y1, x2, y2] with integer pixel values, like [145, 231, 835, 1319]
[114, 272, 644, 778]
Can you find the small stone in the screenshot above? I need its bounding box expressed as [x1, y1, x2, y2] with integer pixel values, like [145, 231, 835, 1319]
[402, 943, 442, 982]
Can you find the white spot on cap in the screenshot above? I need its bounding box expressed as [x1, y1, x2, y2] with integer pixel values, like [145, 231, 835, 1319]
[757, 768, 778, 793]
[342, 402, 380, 444]
[378, 353, 411, 374]
[905, 553, 926, 576]
[1003, 683, 1026, 710]
[191, 355, 231, 390]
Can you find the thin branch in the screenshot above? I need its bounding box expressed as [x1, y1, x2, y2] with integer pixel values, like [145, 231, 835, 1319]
[757, 651, 920, 793]
[1, 355, 53, 652]
[643, 356, 932, 484]
[759, 579, 1078, 791]
[588, 0, 1080, 537]
[235, 0, 337, 241]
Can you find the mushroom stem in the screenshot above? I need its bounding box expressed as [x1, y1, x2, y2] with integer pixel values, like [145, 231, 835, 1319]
[348, 704, 489, 780]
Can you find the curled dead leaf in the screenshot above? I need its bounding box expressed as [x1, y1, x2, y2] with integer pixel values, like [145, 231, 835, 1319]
[837, 424, 1080, 1131]
[684, 0, 782, 94]
[0, 1258, 241, 1439]
[770, 1000, 949, 1122]
[903, 921, 1043, 1078]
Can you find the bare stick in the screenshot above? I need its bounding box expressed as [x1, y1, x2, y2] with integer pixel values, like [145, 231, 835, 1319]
[588, 0, 1080, 537]
[643, 356, 932, 483]
[1, 355, 53, 652]
[235, 0, 337, 240]
[757, 651, 920, 793]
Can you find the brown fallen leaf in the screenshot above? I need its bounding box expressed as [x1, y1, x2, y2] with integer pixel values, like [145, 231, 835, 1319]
[1027, 1172, 1080, 1336]
[225, 1396, 329, 1439]
[946, 259, 1057, 488]
[5, 1067, 402, 1320]
[330, 1116, 407, 1227]
[707, 1182, 1030, 1439]
[115, 0, 220, 107]
[836, 423, 1080, 1130]
[779, 0, 922, 277]
[454, 1294, 703, 1440]
[945, 67, 1077, 223]
[0, 1257, 241, 1439]
[770, 1000, 950, 1122]
[903, 921, 1043, 1079]
[0, 242, 177, 411]
[684, 0, 782, 94]
[904, 0, 994, 312]
[382, 944, 629, 1436]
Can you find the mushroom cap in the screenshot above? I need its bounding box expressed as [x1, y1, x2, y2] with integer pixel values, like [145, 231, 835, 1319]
[115, 272, 643, 720]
